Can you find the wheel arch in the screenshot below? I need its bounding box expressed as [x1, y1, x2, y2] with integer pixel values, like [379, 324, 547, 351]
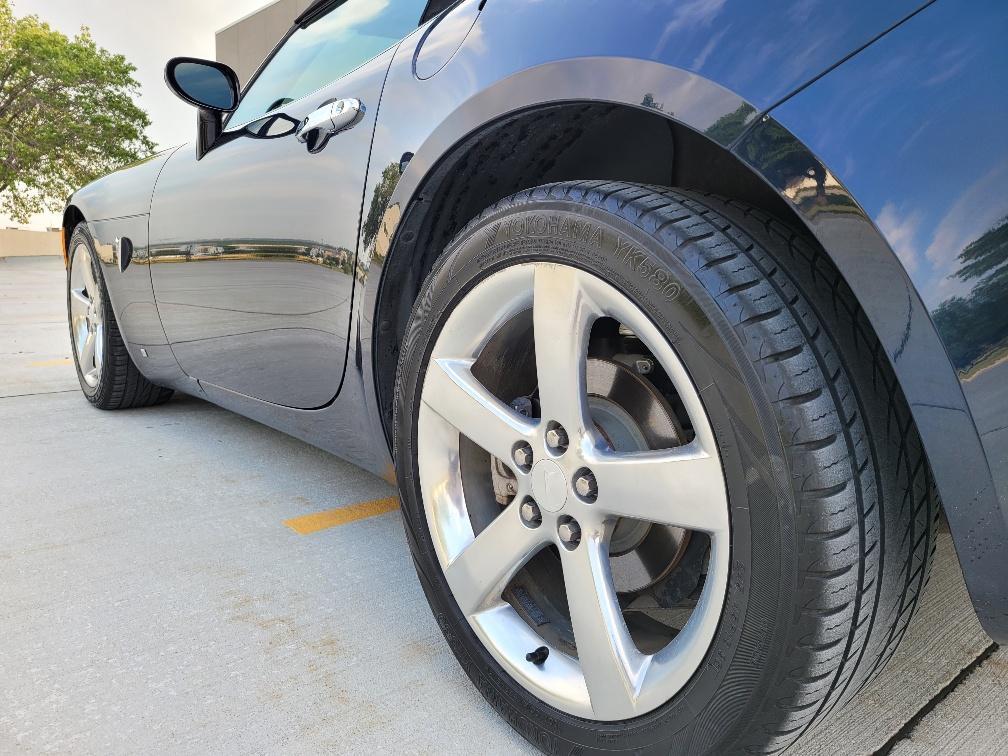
[363, 58, 783, 445]
[371, 101, 794, 406]
[61, 205, 86, 267]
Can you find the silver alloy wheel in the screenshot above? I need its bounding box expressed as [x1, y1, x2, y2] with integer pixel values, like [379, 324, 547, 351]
[417, 262, 730, 721]
[68, 242, 105, 388]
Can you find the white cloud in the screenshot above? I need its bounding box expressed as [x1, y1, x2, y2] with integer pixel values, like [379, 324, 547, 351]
[690, 25, 729, 70]
[326, 0, 388, 33]
[875, 202, 922, 274]
[651, 0, 727, 58]
[923, 158, 1008, 273]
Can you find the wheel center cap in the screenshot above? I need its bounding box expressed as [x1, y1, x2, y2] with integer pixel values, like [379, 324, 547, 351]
[531, 459, 567, 512]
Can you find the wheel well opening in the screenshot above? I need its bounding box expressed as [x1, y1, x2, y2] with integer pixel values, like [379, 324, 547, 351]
[373, 101, 811, 444]
[62, 206, 86, 264]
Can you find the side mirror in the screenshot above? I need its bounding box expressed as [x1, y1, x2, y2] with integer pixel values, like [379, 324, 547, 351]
[165, 57, 239, 111]
[164, 57, 240, 159]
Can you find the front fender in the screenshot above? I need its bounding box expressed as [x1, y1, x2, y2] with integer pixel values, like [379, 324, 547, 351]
[63, 145, 185, 388]
[67, 146, 180, 223]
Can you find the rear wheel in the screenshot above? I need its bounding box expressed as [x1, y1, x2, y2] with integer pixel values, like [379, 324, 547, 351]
[394, 182, 938, 754]
[67, 223, 173, 409]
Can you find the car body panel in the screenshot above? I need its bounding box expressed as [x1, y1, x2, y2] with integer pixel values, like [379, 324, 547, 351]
[68, 147, 178, 222]
[62, 0, 1008, 638]
[765, 0, 1008, 503]
[66, 147, 190, 388]
[146, 47, 397, 409]
[85, 214, 189, 386]
[751, 0, 1008, 640]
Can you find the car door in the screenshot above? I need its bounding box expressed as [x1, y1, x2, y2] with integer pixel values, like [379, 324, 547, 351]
[148, 0, 428, 409]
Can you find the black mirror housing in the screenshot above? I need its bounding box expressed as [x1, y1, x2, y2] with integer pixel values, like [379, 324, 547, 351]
[165, 57, 240, 112]
[165, 57, 240, 160]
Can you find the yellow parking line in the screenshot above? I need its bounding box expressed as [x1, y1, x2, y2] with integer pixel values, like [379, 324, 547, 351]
[29, 357, 72, 367]
[283, 496, 400, 535]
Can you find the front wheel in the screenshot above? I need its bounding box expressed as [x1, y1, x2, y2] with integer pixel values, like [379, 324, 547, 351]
[67, 223, 173, 409]
[394, 183, 937, 754]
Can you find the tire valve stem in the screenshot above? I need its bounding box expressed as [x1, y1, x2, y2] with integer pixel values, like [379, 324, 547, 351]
[634, 358, 654, 375]
[525, 646, 549, 666]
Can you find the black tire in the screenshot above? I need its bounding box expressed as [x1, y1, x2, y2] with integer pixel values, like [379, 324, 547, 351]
[393, 182, 938, 754]
[66, 223, 174, 410]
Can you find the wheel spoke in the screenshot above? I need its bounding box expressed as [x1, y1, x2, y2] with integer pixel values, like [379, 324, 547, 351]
[444, 503, 548, 615]
[80, 330, 96, 370]
[423, 357, 536, 460]
[70, 287, 90, 312]
[533, 264, 596, 437]
[586, 442, 728, 534]
[80, 256, 98, 299]
[93, 324, 105, 370]
[562, 530, 646, 719]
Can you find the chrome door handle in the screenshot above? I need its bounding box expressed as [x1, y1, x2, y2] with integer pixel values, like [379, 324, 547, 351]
[296, 98, 363, 152]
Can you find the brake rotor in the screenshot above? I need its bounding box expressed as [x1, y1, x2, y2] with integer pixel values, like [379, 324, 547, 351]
[486, 352, 700, 597]
[585, 358, 692, 596]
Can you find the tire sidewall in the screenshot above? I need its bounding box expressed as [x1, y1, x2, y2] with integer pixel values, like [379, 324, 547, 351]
[394, 197, 795, 753]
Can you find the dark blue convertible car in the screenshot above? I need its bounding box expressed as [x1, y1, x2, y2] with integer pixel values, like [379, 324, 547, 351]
[62, 0, 1008, 752]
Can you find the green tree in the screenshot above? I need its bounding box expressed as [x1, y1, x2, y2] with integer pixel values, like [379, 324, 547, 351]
[953, 214, 1008, 282]
[933, 215, 1008, 370]
[703, 102, 755, 146]
[361, 161, 402, 256]
[0, 0, 155, 222]
[641, 93, 664, 112]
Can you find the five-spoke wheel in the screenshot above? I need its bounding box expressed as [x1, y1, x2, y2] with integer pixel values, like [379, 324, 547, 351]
[417, 262, 729, 720]
[68, 240, 105, 389]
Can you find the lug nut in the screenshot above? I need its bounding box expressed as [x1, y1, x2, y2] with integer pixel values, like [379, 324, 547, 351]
[545, 425, 568, 452]
[520, 499, 542, 527]
[558, 519, 581, 547]
[574, 470, 598, 502]
[512, 443, 533, 470]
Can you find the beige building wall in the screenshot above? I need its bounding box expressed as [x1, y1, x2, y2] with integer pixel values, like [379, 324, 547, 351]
[216, 0, 315, 86]
[0, 229, 62, 258]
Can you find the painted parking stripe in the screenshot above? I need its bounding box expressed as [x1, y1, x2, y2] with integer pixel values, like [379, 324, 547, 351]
[283, 496, 399, 535]
[29, 357, 72, 367]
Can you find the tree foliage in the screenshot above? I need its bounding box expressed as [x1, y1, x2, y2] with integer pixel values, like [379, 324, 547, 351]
[0, 0, 155, 222]
[703, 102, 755, 145]
[361, 161, 402, 257]
[953, 213, 1008, 283]
[932, 215, 1008, 371]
